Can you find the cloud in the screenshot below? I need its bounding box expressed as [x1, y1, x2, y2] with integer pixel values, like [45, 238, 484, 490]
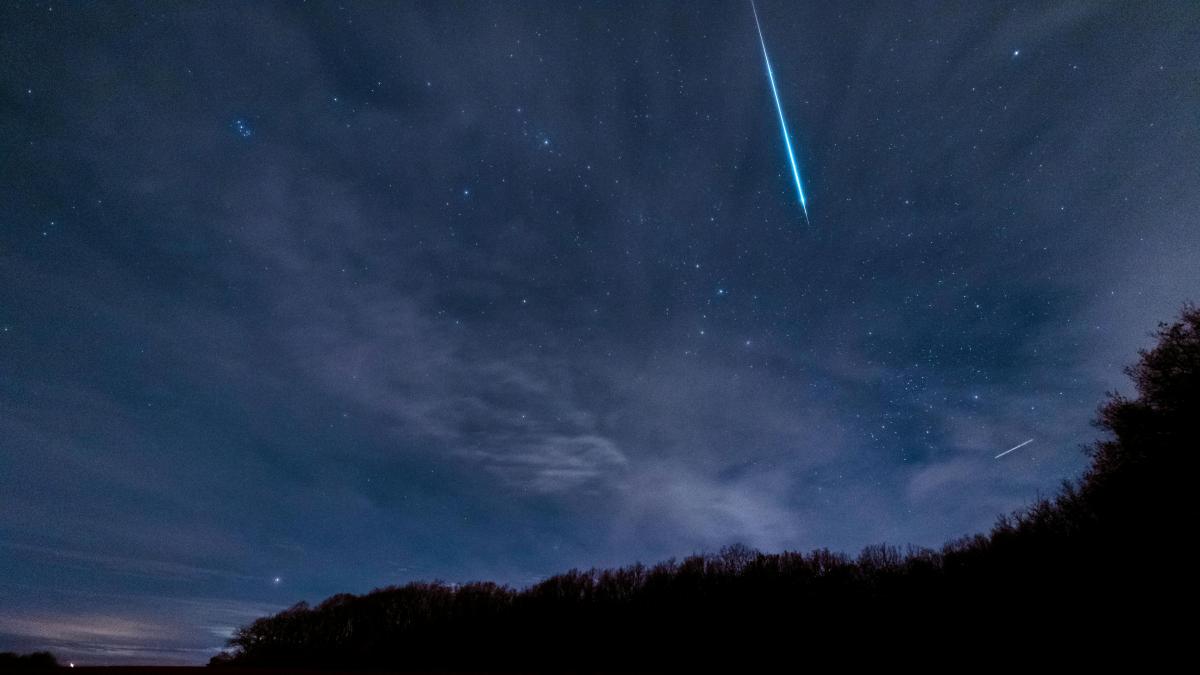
[465, 434, 627, 494]
[613, 461, 805, 555]
[0, 587, 281, 666]
[0, 541, 257, 584]
[907, 458, 980, 502]
[0, 611, 226, 665]
[0, 615, 169, 644]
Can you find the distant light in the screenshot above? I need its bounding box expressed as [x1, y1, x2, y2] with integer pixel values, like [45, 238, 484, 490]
[1012, 49, 1020, 57]
[273, 576, 282, 585]
[69, 664, 75, 669]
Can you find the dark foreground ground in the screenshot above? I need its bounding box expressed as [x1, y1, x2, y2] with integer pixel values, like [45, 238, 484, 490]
[71, 669, 537, 675]
[68, 662, 648, 667]
[74, 670, 375, 674]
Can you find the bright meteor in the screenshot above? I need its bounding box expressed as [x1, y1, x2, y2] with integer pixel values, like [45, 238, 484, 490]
[995, 438, 1034, 459]
[751, 0, 809, 224]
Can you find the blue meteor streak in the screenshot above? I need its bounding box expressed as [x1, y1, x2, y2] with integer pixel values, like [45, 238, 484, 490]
[751, 1, 809, 223]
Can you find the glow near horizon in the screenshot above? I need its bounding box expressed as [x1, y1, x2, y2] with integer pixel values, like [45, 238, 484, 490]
[751, 1, 810, 224]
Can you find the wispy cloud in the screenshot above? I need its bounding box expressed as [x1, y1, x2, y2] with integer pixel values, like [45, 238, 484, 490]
[464, 434, 628, 494]
[0, 540, 258, 583]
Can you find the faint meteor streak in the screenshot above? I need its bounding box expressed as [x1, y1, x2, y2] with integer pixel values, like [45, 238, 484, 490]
[751, 0, 809, 223]
[995, 438, 1034, 459]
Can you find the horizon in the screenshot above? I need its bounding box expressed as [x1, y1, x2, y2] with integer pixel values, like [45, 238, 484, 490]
[2, 1, 1198, 666]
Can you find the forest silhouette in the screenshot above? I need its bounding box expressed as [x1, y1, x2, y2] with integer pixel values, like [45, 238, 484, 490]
[209, 306, 1197, 670]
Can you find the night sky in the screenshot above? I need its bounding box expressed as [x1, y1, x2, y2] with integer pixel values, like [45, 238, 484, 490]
[2, 1, 1198, 665]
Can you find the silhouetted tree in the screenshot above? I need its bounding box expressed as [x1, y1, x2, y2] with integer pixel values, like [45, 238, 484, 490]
[0, 651, 59, 671]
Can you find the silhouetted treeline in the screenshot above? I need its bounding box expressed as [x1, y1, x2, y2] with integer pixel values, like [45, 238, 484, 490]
[214, 306, 1198, 670]
[0, 651, 59, 671]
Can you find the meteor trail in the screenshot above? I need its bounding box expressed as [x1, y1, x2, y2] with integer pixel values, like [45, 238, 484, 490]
[751, 0, 809, 224]
[995, 438, 1034, 459]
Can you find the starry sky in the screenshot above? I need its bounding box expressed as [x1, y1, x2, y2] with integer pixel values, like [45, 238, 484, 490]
[2, 0, 1198, 665]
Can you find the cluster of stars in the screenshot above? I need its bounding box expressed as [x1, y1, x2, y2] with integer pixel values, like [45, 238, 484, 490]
[232, 118, 253, 138]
